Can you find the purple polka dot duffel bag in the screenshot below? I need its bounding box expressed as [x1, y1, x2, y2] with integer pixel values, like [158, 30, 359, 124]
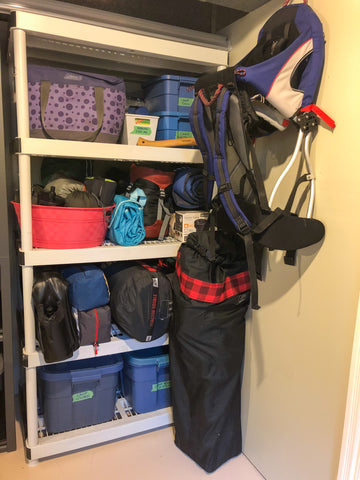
[27, 65, 126, 143]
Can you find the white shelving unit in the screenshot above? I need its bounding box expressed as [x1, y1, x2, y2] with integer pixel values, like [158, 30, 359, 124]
[9, 9, 228, 463]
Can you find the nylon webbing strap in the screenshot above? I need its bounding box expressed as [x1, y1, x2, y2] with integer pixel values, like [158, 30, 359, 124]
[252, 207, 283, 234]
[243, 233, 260, 309]
[157, 196, 171, 241]
[228, 92, 269, 212]
[191, 96, 215, 207]
[214, 87, 251, 234]
[141, 269, 159, 341]
[284, 173, 311, 213]
[213, 87, 259, 309]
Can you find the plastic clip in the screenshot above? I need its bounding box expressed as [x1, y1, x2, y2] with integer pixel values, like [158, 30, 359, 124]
[293, 111, 319, 132]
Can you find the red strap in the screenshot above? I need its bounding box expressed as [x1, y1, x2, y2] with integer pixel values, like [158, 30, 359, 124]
[94, 308, 99, 355]
[300, 104, 336, 129]
[198, 84, 223, 106]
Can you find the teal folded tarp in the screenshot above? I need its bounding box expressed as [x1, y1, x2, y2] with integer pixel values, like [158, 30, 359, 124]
[108, 189, 146, 246]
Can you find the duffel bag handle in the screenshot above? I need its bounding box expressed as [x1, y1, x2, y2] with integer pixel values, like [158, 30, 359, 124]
[40, 81, 105, 142]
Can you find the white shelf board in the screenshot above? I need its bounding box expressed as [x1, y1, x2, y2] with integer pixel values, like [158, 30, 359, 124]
[20, 239, 181, 267]
[13, 11, 228, 68]
[25, 333, 169, 369]
[16, 137, 203, 164]
[28, 406, 173, 461]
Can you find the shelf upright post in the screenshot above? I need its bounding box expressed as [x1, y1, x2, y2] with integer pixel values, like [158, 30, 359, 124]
[13, 25, 38, 461]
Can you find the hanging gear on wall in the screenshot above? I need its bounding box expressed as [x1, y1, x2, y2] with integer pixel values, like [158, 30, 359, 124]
[190, 0, 335, 309]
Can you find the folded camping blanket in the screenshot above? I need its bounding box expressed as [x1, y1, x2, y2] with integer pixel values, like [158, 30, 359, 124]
[108, 189, 146, 246]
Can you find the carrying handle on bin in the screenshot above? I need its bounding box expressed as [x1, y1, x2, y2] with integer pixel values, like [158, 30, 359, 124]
[70, 371, 102, 383]
[40, 81, 105, 142]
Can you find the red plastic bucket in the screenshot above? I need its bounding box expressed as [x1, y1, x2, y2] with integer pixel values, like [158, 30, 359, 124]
[12, 202, 114, 249]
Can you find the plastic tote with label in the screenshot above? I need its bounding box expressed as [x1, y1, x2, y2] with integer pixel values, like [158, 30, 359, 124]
[122, 347, 171, 413]
[121, 113, 159, 145]
[38, 355, 123, 433]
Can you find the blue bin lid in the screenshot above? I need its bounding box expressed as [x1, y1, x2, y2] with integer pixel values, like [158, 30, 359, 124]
[142, 74, 198, 89]
[153, 111, 191, 118]
[39, 354, 123, 381]
[124, 347, 169, 368]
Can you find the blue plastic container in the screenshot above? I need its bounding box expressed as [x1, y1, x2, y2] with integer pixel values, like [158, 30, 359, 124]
[122, 347, 171, 414]
[38, 355, 123, 433]
[143, 75, 197, 114]
[154, 111, 193, 141]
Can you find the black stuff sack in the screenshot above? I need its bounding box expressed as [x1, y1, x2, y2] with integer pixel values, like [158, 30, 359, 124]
[128, 164, 175, 240]
[32, 270, 79, 363]
[169, 230, 250, 473]
[105, 261, 172, 342]
[84, 176, 117, 207]
[77, 305, 111, 353]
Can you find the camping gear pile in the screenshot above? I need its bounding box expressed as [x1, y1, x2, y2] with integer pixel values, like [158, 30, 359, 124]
[24, 0, 336, 472]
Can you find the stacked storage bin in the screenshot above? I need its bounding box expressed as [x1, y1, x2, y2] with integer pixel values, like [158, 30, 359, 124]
[122, 346, 171, 414]
[38, 355, 123, 433]
[143, 75, 197, 141]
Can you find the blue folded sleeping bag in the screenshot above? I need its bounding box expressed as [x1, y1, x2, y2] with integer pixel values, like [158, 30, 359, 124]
[108, 189, 146, 246]
[172, 167, 205, 209]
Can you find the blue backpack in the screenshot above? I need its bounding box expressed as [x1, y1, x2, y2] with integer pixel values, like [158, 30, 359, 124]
[190, 1, 335, 309]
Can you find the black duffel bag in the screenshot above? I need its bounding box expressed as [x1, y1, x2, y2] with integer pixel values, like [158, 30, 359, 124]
[105, 261, 172, 342]
[32, 269, 79, 363]
[169, 230, 250, 473]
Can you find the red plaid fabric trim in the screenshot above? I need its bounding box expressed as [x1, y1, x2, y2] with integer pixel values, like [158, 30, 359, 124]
[137, 261, 157, 272]
[176, 252, 250, 303]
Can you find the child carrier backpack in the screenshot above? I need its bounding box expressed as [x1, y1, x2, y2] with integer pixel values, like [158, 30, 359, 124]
[190, 0, 335, 309]
[127, 164, 175, 240]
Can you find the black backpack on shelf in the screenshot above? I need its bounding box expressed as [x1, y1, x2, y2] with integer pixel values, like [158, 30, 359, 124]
[32, 269, 79, 363]
[128, 164, 175, 240]
[105, 261, 173, 342]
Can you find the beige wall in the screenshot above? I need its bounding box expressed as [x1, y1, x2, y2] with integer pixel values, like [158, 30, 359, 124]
[222, 1, 360, 479]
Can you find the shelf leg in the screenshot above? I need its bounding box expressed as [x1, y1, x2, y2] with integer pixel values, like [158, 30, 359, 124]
[13, 28, 33, 251]
[14, 27, 38, 457]
[22, 265, 38, 454]
[25, 367, 38, 454]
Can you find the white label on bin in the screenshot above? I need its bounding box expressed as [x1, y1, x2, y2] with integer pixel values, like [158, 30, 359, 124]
[72, 390, 94, 402]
